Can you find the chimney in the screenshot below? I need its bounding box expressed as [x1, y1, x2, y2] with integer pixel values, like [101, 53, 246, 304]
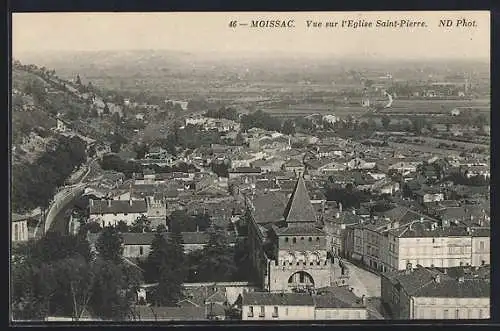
[90, 199, 94, 207]
[434, 274, 441, 283]
[405, 262, 413, 274]
[129, 199, 133, 206]
[458, 276, 465, 283]
[352, 209, 356, 215]
[108, 199, 112, 207]
[361, 295, 366, 306]
[443, 268, 447, 275]
[339, 202, 343, 213]
[335, 212, 340, 219]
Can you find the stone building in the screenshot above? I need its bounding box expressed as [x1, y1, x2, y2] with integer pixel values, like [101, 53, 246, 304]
[248, 176, 340, 292]
[381, 264, 490, 319]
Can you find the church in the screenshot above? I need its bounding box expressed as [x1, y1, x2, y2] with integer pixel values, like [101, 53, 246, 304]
[247, 175, 338, 292]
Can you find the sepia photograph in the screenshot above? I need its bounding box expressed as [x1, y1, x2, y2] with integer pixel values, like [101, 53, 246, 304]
[10, 11, 490, 322]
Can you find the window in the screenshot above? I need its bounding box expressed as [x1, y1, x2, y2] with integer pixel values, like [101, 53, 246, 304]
[443, 309, 449, 319]
[293, 238, 297, 243]
[259, 306, 265, 317]
[285, 237, 289, 242]
[273, 306, 278, 318]
[455, 309, 460, 319]
[309, 237, 312, 242]
[301, 237, 304, 241]
[14, 224, 18, 241]
[478, 309, 483, 319]
[285, 308, 289, 316]
[139, 246, 144, 255]
[430, 309, 436, 319]
[124, 213, 128, 216]
[467, 309, 472, 319]
[480, 241, 484, 251]
[248, 306, 254, 317]
[113, 213, 117, 216]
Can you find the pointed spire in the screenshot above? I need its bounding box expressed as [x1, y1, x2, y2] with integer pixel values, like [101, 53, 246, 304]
[283, 175, 317, 224]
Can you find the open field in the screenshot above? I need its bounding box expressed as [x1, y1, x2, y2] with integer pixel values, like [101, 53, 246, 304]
[413, 136, 489, 149]
[388, 142, 463, 156]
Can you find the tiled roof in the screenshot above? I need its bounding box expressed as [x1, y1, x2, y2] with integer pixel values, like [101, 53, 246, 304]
[415, 278, 490, 298]
[383, 265, 490, 298]
[274, 226, 325, 236]
[11, 213, 30, 223]
[470, 227, 490, 237]
[379, 205, 409, 222]
[130, 305, 206, 321]
[121, 232, 237, 246]
[89, 199, 147, 214]
[283, 176, 317, 224]
[251, 191, 288, 224]
[397, 223, 471, 238]
[206, 290, 227, 303]
[284, 159, 304, 167]
[242, 292, 314, 306]
[230, 167, 262, 174]
[314, 287, 366, 308]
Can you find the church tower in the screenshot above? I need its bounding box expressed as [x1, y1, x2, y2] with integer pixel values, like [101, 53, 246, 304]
[259, 176, 334, 292]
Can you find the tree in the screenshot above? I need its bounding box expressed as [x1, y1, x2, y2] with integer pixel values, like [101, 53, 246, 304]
[110, 141, 122, 153]
[88, 259, 142, 320]
[473, 114, 488, 128]
[195, 230, 237, 282]
[211, 161, 229, 178]
[411, 118, 426, 134]
[96, 226, 123, 263]
[232, 237, 251, 281]
[12, 233, 139, 321]
[345, 115, 355, 129]
[155, 224, 167, 233]
[281, 120, 296, 136]
[168, 210, 197, 233]
[133, 143, 149, 160]
[381, 115, 391, 130]
[145, 231, 186, 306]
[130, 215, 151, 233]
[367, 118, 377, 129]
[111, 112, 121, 126]
[234, 131, 245, 146]
[116, 220, 129, 233]
[193, 213, 211, 232]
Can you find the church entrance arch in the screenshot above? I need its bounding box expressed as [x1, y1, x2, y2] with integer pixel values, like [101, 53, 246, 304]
[287, 271, 315, 290]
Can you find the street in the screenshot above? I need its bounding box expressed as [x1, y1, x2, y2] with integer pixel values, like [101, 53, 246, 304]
[343, 260, 381, 298]
[341, 260, 386, 319]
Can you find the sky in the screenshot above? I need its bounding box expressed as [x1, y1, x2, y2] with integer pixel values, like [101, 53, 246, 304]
[12, 11, 490, 60]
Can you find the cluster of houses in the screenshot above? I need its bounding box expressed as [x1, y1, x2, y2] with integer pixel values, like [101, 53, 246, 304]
[14, 94, 490, 321]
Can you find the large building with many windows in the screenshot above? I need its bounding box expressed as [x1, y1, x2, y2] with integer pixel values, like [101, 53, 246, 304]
[247, 176, 340, 292]
[241, 287, 368, 321]
[381, 264, 490, 319]
[345, 206, 490, 272]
